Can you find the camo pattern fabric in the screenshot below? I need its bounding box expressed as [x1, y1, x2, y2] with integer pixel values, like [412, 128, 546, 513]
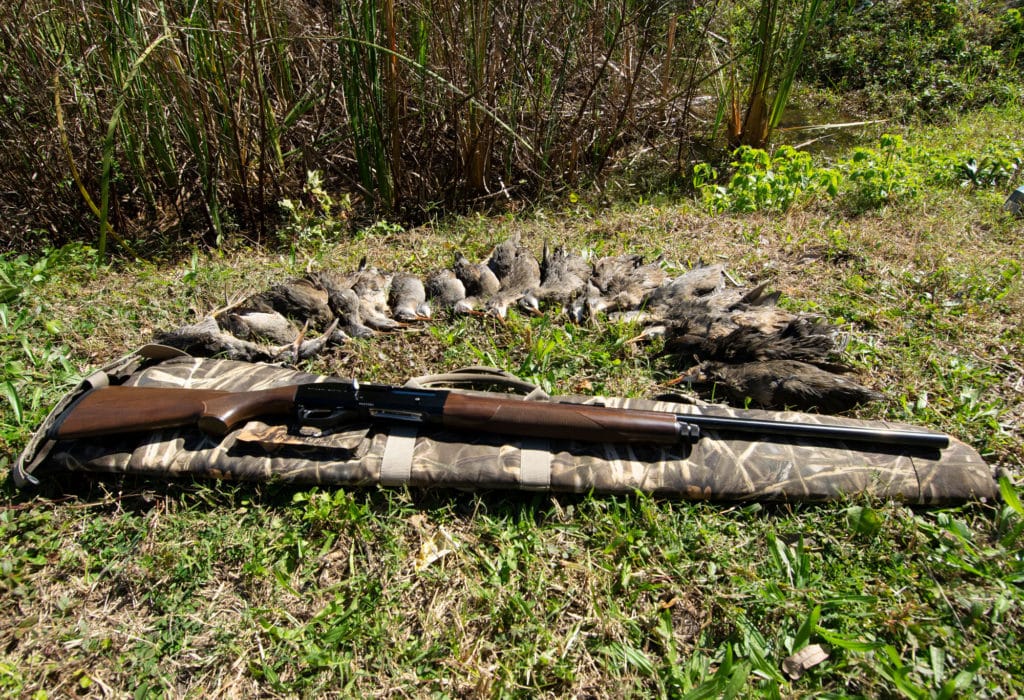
[24, 356, 997, 503]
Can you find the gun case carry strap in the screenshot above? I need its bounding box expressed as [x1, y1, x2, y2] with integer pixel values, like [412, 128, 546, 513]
[380, 425, 419, 486]
[14, 352, 997, 503]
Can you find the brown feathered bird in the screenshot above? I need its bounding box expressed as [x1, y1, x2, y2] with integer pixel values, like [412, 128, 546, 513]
[349, 265, 403, 331]
[425, 269, 467, 311]
[244, 277, 333, 329]
[454, 252, 501, 298]
[662, 315, 839, 365]
[523, 243, 592, 318]
[680, 359, 883, 413]
[452, 252, 500, 315]
[313, 270, 376, 338]
[217, 308, 299, 346]
[156, 316, 339, 363]
[483, 241, 542, 318]
[632, 264, 728, 324]
[587, 254, 669, 316]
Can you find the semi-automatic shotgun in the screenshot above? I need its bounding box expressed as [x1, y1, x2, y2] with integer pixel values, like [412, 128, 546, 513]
[48, 380, 950, 450]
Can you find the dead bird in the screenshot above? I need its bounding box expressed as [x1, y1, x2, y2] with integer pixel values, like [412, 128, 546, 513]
[529, 243, 592, 317]
[155, 316, 339, 364]
[662, 317, 839, 365]
[156, 316, 276, 362]
[316, 263, 403, 332]
[325, 285, 377, 338]
[447, 252, 497, 315]
[486, 243, 542, 319]
[217, 308, 299, 346]
[244, 277, 333, 329]
[638, 264, 727, 322]
[454, 252, 501, 298]
[425, 269, 467, 311]
[388, 272, 431, 321]
[587, 254, 669, 316]
[350, 264, 403, 331]
[677, 359, 883, 413]
[485, 238, 519, 282]
[313, 270, 377, 338]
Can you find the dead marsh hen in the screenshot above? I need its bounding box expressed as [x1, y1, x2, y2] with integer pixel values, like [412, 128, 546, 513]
[311, 269, 376, 338]
[243, 277, 333, 329]
[313, 263, 404, 333]
[453, 252, 500, 315]
[586, 253, 669, 317]
[650, 277, 839, 365]
[678, 359, 884, 413]
[349, 264, 404, 331]
[388, 272, 431, 321]
[662, 315, 839, 365]
[217, 308, 300, 346]
[522, 243, 592, 319]
[156, 316, 339, 364]
[425, 268, 467, 312]
[484, 239, 542, 318]
[621, 263, 727, 325]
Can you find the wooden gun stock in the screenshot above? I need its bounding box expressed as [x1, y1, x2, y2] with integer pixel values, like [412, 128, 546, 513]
[50, 385, 300, 439]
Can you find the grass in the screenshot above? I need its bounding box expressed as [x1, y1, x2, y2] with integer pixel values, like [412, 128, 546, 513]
[1, 105, 1023, 696]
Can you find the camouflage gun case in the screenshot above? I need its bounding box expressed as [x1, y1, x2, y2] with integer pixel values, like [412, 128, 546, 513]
[13, 346, 997, 504]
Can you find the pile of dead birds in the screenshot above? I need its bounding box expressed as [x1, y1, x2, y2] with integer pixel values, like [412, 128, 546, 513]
[157, 239, 883, 413]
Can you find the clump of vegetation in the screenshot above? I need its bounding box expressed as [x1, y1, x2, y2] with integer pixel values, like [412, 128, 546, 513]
[803, 0, 1022, 117]
[0, 0, 740, 253]
[692, 130, 1023, 214]
[693, 145, 839, 213]
[10, 0, 1014, 256]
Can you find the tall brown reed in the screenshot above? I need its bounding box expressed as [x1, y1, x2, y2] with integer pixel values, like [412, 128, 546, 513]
[0, 0, 816, 253]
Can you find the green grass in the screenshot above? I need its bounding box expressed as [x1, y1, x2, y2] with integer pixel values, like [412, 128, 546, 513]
[1, 106, 1023, 696]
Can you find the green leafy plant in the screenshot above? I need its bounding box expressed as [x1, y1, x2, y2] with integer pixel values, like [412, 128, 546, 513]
[694, 145, 838, 213]
[952, 147, 1023, 189]
[277, 171, 353, 249]
[840, 134, 921, 212]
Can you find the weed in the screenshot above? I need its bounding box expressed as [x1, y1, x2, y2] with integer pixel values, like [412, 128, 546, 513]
[277, 171, 353, 250]
[694, 145, 838, 213]
[840, 134, 921, 212]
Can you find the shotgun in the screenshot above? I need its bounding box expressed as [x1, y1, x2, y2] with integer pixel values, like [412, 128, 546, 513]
[48, 380, 950, 450]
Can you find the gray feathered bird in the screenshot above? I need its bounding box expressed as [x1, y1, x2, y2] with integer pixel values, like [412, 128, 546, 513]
[453, 252, 500, 315]
[587, 254, 669, 317]
[157, 315, 339, 364]
[217, 308, 299, 346]
[524, 243, 592, 319]
[425, 269, 467, 312]
[388, 272, 431, 321]
[349, 264, 404, 331]
[633, 264, 727, 323]
[313, 270, 377, 338]
[485, 241, 541, 318]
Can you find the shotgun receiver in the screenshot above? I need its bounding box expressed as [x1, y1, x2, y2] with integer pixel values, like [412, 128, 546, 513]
[48, 380, 950, 450]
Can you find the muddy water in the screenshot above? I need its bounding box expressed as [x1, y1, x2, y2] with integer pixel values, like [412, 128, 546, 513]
[774, 103, 887, 156]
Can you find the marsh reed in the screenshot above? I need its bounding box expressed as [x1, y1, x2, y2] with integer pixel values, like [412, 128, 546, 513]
[0, 0, 816, 253]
